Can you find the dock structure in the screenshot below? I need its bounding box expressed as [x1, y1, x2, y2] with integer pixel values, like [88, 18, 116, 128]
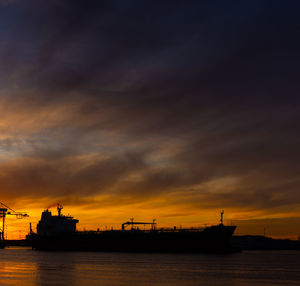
[0, 202, 28, 241]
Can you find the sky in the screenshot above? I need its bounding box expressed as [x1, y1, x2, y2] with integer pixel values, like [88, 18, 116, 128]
[0, 0, 300, 239]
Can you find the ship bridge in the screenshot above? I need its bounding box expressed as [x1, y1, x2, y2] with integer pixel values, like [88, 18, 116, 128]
[37, 204, 78, 237]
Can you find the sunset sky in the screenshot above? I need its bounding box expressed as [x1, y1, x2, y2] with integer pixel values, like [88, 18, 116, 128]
[0, 1, 300, 239]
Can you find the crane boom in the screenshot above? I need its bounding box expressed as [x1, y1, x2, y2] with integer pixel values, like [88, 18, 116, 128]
[0, 201, 28, 240]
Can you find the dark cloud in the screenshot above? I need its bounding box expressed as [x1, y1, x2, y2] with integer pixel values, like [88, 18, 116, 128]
[0, 0, 299, 220]
[0, 150, 148, 200]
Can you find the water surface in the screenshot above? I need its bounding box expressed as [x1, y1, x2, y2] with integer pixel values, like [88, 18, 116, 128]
[0, 247, 299, 286]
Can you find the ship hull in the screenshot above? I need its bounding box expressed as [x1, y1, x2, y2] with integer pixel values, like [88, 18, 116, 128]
[29, 225, 238, 253]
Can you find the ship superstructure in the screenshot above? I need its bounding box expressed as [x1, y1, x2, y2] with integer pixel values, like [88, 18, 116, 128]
[37, 204, 78, 237]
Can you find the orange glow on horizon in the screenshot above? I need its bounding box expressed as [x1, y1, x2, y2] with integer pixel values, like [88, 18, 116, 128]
[4, 198, 300, 240]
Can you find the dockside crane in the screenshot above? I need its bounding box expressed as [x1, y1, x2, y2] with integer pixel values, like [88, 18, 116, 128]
[0, 201, 28, 240]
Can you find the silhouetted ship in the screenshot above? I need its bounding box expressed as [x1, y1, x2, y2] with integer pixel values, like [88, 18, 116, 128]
[27, 205, 237, 253]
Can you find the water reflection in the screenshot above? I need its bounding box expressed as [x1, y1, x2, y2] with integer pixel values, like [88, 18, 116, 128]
[0, 248, 300, 286]
[0, 248, 36, 286]
[35, 252, 77, 286]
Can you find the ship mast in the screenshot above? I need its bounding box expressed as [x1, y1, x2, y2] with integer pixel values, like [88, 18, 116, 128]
[220, 210, 224, 225]
[57, 203, 63, 217]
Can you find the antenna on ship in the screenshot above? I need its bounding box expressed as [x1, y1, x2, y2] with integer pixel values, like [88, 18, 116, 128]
[57, 203, 63, 217]
[220, 210, 224, 225]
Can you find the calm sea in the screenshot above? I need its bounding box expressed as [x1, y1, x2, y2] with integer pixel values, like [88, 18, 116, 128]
[0, 247, 299, 286]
